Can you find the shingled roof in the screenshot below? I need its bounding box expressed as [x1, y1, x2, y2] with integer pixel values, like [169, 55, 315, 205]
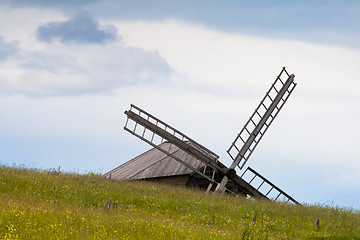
[103, 142, 205, 180]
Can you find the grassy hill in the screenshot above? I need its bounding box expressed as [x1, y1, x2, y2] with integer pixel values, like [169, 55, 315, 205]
[0, 166, 359, 239]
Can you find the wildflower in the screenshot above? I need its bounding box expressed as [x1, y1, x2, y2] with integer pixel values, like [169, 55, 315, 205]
[316, 218, 320, 228]
[252, 216, 256, 224]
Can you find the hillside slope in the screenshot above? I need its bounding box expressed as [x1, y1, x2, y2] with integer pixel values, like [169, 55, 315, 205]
[0, 166, 359, 239]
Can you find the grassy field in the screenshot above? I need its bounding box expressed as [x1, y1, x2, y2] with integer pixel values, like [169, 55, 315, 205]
[0, 166, 359, 239]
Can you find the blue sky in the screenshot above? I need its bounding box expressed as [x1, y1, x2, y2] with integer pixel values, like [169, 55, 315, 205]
[1, 1, 360, 209]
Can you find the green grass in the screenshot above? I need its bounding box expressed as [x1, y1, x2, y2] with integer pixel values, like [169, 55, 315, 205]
[0, 166, 359, 239]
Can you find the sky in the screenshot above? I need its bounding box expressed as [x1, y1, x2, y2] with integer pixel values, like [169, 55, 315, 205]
[1, 0, 359, 209]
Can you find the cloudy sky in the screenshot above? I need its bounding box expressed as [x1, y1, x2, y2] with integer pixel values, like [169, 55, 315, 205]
[1, 0, 359, 209]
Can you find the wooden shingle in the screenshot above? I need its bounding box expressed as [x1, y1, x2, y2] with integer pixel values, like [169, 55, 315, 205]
[103, 142, 205, 180]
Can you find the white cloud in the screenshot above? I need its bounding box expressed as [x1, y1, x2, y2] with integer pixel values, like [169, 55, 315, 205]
[0, 8, 174, 97]
[0, 47, 172, 96]
[0, 39, 173, 97]
[114, 20, 360, 96]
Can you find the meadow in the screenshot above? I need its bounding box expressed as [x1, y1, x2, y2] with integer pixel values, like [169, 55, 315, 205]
[0, 166, 359, 239]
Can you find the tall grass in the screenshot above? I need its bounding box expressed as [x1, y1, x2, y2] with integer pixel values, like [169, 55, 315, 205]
[0, 166, 359, 239]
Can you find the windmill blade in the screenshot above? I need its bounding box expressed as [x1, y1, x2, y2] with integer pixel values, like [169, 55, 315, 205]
[215, 67, 297, 194]
[241, 167, 301, 205]
[228, 67, 297, 170]
[123, 104, 228, 186]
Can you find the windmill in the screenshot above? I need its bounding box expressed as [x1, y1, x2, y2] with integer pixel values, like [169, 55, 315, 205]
[122, 67, 300, 204]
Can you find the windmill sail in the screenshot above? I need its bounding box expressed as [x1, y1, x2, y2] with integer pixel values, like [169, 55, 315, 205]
[228, 67, 296, 170]
[241, 167, 300, 204]
[124, 104, 225, 187]
[215, 67, 297, 193]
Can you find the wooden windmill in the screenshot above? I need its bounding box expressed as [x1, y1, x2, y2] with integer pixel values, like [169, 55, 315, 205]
[118, 67, 299, 204]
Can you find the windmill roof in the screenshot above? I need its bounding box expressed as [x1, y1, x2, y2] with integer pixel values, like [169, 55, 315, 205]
[104, 142, 206, 180]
